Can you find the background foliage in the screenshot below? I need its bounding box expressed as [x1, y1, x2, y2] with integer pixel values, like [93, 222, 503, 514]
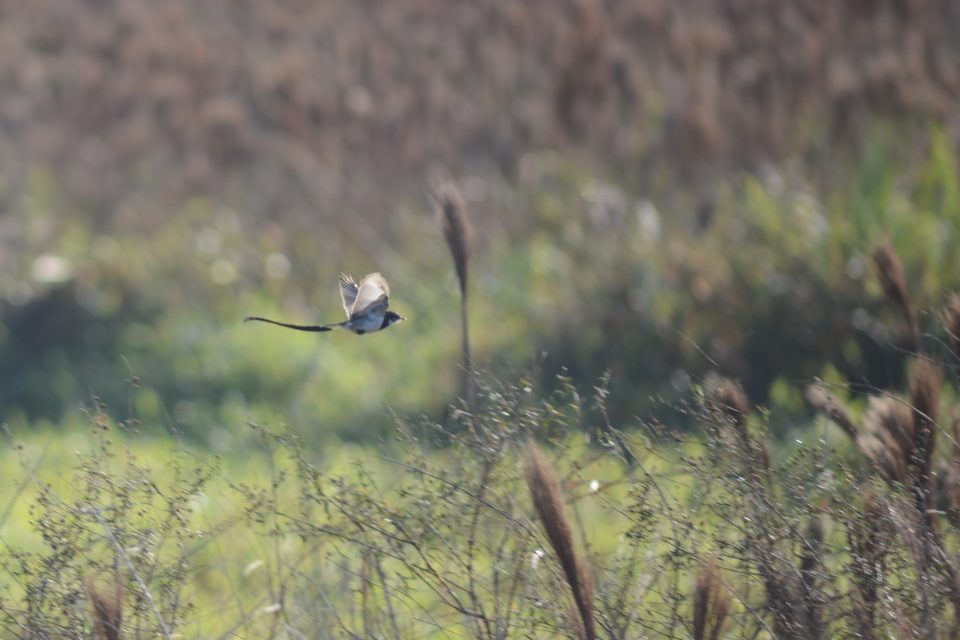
[1, 0, 960, 442]
[4, 1, 960, 637]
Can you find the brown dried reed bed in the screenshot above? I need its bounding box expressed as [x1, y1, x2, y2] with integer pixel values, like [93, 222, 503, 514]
[1, 0, 959, 227]
[525, 441, 595, 640]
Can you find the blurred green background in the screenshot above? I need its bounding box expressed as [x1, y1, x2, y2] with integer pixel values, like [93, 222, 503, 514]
[2, 0, 960, 447]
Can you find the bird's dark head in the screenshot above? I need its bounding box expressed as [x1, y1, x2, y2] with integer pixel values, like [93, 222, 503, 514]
[382, 310, 406, 329]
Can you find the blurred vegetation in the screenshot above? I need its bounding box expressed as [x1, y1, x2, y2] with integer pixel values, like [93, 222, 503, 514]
[3, 128, 960, 444]
[4, 352, 960, 638]
[5, 3, 960, 637]
[2, 0, 960, 444]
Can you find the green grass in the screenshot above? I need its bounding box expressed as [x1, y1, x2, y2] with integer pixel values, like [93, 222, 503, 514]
[0, 411, 666, 637]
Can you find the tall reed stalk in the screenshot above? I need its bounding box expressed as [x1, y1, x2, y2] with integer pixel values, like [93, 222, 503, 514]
[435, 180, 475, 411]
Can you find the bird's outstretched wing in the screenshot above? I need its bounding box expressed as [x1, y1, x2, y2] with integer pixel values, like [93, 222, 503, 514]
[339, 273, 360, 317]
[350, 272, 390, 320]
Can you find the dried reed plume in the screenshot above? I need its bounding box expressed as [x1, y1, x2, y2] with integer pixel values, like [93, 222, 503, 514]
[706, 377, 826, 637]
[709, 377, 749, 435]
[909, 359, 941, 525]
[948, 418, 960, 527]
[849, 492, 886, 640]
[872, 241, 920, 352]
[86, 577, 123, 640]
[525, 441, 595, 640]
[942, 293, 960, 366]
[706, 376, 771, 481]
[434, 179, 475, 409]
[693, 560, 731, 640]
[800, 516, 825, 638]
[806, 384, 858, 440]
[806, 383, 916, 483]
[854, 394, 914, 483]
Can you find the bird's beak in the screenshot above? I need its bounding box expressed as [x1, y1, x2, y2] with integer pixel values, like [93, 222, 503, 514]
[399, 315, 407, 321]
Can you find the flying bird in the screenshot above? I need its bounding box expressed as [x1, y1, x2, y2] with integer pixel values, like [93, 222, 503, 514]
[245, 272, 405, 335]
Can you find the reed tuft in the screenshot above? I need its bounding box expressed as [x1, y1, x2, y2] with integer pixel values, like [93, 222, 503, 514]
[800, 516, 825, 635]
[849, 491, 887, 640]
[872, 241, 919, 351]
[707, 376, 772, 484]
[435, 180, 473, 300]
[859, 395, 914, 482]
[86, 577, 123, 640]
[710, 377, 749, 434]
[693, 559, 731, 640]
[806, 384, 858, 440]
[942, 293, 960, 365]
[909, 359, 941, 523]
[525, 441, 595, 640]
[434, 179, 475, 409]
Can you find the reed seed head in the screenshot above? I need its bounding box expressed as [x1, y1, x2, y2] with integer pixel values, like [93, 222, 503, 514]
[909, 359, 941, 487]
[872, 241, 909, 311]
[693, 559, 731, 640]
[871, 241, 919, 350]
[801, 516, 824, 574]
[941, 293, 960, 364]
[806, 384, 858, 440]
[86, 577, 123, 640]
[863, 395, 914, 482]
[709, 377, 750, 433]
[525, 441, 595, 640]
[434, 180, 473, 299]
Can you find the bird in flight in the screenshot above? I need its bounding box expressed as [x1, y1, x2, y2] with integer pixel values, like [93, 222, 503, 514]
[245, 272, 405, 335]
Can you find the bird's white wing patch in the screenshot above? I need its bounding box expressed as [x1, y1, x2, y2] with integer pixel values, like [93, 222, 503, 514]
[351, 272, 390, 318]
[339, 273, 360, 316]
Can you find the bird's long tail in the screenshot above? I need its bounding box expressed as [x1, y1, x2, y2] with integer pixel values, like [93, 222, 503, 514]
[244, 316, 341, 332]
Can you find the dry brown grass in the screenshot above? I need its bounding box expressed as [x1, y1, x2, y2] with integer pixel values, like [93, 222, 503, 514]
[861, 394, 915, 482]
[909, 359, 941, 526]
[2, 0, 959, 229]
[704, 377, 825, 639]
[434, 179, 475, 409]
[872, 241, 920, 352]
[86, 577, 123, 640]
[942, 294, 960, 365]
[693, 560, 731, 640]
[848, 491, 888, 640]
[435, 180, 473, 303]
[525, 440, 595, 640]
[806, 384, 858, 440]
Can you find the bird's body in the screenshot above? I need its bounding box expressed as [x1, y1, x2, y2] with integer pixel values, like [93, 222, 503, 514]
[246, 272, 405, 335]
